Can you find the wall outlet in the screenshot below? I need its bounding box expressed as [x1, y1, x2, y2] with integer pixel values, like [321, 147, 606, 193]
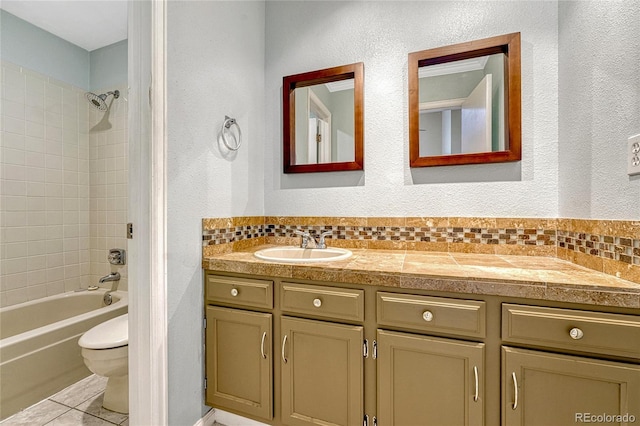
[628, 134, 640, 176]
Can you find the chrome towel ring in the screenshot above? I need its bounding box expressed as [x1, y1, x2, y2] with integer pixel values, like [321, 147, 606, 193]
[221, 115, 242, 151]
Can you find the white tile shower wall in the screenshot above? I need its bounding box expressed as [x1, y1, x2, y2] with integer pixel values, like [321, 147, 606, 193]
[0, 64, 129, 305]
[1, 61, 90, 306]
[88, 84, 128, 292]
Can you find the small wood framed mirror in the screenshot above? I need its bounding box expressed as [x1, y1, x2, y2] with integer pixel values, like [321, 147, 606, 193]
[283, 62, 364, 173]
[409, 33, 521, 167]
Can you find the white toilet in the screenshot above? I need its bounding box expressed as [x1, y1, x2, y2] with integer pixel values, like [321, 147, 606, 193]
[78, 313, 129, 414]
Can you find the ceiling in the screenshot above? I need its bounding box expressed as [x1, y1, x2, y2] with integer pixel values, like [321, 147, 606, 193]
[1, 0, 127, 52]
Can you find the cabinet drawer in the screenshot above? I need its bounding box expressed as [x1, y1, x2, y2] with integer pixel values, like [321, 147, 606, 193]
[377, 292, 486, 339]
[502, 304, 640, 359]
[280, 282, 364, 322]
[206, 274, 273, 309]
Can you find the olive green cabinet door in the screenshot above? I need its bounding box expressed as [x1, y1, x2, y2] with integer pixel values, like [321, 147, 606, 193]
[205, 306, 273, 421]
[502, 346, 640, 426]
[281, 316, 364, 426]
[377, 329, 485, 426]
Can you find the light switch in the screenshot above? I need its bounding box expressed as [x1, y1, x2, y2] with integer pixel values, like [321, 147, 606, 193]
[628, 134, 640, 176]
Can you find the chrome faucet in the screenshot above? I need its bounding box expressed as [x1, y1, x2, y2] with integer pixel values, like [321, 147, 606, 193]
[99, 272, 121, 292]
[293, 230, 332, 249]
[293, 230, 314, 248]
[316, 231, 332, 249]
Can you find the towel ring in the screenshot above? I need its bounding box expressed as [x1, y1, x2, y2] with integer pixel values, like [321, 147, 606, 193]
[221, 116, 242, 151]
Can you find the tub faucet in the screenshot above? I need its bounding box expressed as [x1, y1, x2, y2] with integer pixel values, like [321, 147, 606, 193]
[99, 272, 121, 292]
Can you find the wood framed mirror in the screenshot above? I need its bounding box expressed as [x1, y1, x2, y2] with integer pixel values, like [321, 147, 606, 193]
[283, 62, 364, 173]
[409, 33, 521, 167]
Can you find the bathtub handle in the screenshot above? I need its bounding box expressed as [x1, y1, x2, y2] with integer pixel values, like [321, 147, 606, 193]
[261, 332, 267, 359]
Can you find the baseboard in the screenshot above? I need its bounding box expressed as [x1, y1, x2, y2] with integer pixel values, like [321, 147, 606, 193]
[193, 408, 216, 426]
[197, 408, 270, 426]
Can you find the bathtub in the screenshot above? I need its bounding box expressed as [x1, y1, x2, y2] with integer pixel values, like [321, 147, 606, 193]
[0, 290, 128, 420]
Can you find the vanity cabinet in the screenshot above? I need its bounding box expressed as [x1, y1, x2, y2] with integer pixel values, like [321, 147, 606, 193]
[377, 329, 484, 426]
[501, 304, 640, 426]
[205, 306, 273, 420]
[280, 316, 363, 426]
[204, 275, 275, 421]
[204, 271, 640, 426]
[376, 292, 486, 426]
[280, 282, 365, 426]
[502, 346, 640, 426]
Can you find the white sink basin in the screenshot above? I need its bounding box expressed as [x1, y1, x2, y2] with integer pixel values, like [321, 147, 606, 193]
[254, 246, 352, 263]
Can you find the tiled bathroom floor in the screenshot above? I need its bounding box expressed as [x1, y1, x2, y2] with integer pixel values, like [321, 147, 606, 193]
[1, 375, 128, 426]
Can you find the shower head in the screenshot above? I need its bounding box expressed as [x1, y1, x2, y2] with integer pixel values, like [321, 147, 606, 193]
[85, 90, 120, 111]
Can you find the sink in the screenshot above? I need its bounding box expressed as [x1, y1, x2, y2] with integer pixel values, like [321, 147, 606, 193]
[254, 246, 353, 263]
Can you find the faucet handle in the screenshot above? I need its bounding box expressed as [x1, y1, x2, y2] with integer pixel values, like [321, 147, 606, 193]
[108, 249, 126, 265]
[317, 230, 332, 249]
[293, 230, 310, 248]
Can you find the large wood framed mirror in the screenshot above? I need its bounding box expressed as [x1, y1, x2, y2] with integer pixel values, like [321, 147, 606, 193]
[283, 62, 364, 173]
[409, 33, 521, 167]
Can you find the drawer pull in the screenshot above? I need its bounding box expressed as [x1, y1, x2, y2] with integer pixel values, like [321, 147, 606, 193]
[422, 310, 434, 322]
[281, 335, 288, 363]
[569, 327, 584, 340]
[473, 366, 479, 402]
[260, 332, 267, 359]
[512, 372, 518, 410]
[313, 298, 322, 308]
[230, 288, 239, 297]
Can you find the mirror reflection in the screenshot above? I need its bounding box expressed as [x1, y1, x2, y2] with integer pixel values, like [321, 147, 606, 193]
[283, 62, 363, 173]
[419, 53, 505, 156]
[409, 32, 521, 167]
[294, 80, 355, 165]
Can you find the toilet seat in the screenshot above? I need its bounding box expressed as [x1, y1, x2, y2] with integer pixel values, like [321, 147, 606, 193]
[79, 314, 128, 349]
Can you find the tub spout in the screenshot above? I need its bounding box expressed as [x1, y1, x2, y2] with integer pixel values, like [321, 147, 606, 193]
[99, 272, 121, 291]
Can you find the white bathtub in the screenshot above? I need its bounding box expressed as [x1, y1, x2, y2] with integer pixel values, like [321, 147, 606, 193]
[0, 290, 128, 420]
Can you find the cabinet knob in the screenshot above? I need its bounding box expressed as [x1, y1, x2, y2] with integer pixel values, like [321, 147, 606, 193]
[569, 327, 584, 340]
[313, 298, 322, 308]
[422, 310, 434, 322]
[230, 288, 239, 297]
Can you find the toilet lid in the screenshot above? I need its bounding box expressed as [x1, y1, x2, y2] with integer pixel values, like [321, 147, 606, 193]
[79, 313, 128, 349]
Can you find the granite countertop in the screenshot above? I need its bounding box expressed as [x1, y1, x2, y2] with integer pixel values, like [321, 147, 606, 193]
[203, 245, 640, 309]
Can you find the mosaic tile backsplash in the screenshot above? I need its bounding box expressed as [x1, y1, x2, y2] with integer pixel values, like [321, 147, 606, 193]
[558, 230, 639, 266]
[202, 217, 640, 283]
[202, 224, 557, 248]
[202, 225, 265, 245]
[261, 224, 556, 245]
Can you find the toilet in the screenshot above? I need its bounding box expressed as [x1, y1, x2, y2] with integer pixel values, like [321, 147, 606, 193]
[78, 313, 129, 414]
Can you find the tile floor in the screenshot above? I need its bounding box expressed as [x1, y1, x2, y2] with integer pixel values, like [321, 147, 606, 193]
[1, 375, 128, 426]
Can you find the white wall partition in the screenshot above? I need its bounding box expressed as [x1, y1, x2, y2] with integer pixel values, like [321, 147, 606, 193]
[166, 1, 265, 424]
[558, 1, 640, 219]
[264, 1, 560, 218]
[127, 0, 168, 424]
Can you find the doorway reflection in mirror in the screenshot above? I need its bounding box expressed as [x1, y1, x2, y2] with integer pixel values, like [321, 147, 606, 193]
[283, 62, 363, 173]
[294, 80, 355, 166]
[418, 53, 505, 157]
